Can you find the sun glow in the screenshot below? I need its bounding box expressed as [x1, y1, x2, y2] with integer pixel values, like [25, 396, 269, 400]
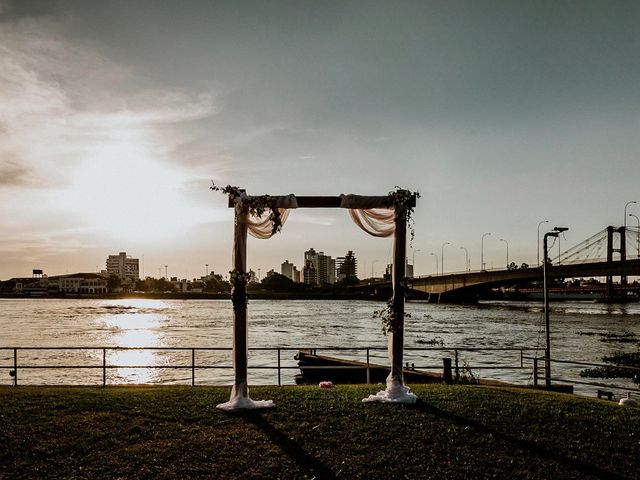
[64, 144, 189, 241]
[57, 134, 215, 243]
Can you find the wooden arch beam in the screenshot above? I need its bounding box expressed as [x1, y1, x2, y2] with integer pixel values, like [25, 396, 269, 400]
[228, 195, 416, 209]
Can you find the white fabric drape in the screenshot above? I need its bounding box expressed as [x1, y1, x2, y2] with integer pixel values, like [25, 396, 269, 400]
[340, 194, 395, 237]
[244, 208, 291, 239]
[236, 193, 297, 239]
[347, 209, 395, 237]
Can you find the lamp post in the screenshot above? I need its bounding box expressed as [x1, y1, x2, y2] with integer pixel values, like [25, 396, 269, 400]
[430, 252, 438, 275]
[460, 246, 469, 272]
[630, 213, 640, 259]
[499, 238, 509, 268]
[537, 220, 549, 267]
[413, 249, 421, 275]
[543, 226, 568, 388]
[164, 265, 168, 279]
[205, 263, 209, 276]
[371, 259, 378, 279]
[624, 201, 637, 229]
[441, 242, 450, 275]
[481, 233, 491, 271]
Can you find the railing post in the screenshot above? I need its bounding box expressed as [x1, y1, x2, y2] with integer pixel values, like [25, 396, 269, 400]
[533, 357, 538, 387]
[102, 348, 106, 387]
[520, 349, 523, 368]
[454, 349, 460, 383]
[366, 348, 370, 384]
[443, 357, 453, 384]
[191, 349, 195, 386]
[277, 348, 281, 387]
[13, 348, 17, 387]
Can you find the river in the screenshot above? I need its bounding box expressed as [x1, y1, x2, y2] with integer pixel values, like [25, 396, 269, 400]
[1, 298, 639, 396]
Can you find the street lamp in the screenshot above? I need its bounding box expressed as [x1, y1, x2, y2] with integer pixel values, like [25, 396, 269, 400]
[412, 249, 421, 273]
[205, 263, 209, 276]
[499, 238, 509, 268]
[537, 220, 549, 267]
[481, 233, 491, 271]
[630, 213, 640, 259]
[624, 201, 637, 229]
[543, 226, 568, 388]
[460, 246, 469, 272]
[164, 265, 168, 279]
[371, 259, 378, 279]
[430, 252, 438, 275]
[441, 242, 450, 275]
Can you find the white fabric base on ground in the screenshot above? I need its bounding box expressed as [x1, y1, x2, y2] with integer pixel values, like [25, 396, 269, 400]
[216, 384, 275, 411]
[216, 395, 275, 411]
[362, 378, 417, 404]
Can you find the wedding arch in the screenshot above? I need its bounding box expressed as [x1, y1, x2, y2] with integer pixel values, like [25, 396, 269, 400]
[212, 185, 418, 411]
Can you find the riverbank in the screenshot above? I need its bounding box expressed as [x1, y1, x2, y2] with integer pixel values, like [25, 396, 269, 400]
[0, 291, 390, 301]
[1, 384, 638, 479]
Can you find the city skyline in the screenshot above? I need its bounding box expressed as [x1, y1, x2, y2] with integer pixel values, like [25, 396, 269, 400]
[1, 1, 639, 280]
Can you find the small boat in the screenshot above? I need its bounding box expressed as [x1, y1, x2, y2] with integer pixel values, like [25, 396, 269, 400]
[294, 349, 442, 385]
[294, 349, 568, 390]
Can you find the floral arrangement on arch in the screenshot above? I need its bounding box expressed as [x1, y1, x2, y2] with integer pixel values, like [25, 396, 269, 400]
[385, 187, 420, 245]
[210, 182, 284, 236]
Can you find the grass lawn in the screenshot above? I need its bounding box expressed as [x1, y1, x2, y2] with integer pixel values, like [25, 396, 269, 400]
[1, 384, 639, 479]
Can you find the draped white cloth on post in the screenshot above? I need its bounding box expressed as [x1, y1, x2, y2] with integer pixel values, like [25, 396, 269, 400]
[216, 193, 297, 411]
[340, 194, 416, 404]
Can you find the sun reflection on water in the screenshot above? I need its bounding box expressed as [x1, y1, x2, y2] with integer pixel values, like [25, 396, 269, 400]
[97, 300, 171, 384]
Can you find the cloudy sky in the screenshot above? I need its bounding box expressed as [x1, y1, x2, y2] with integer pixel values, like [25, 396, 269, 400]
[1, 0, 639, 280]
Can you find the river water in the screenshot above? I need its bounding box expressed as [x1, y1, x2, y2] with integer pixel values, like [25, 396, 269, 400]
[1, 298, 639, 396]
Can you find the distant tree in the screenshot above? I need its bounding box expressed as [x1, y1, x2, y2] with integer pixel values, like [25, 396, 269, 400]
[151, 277, 174, 292]
[260, 273, 296, 291]
[134, 278, 150, 291]
[107, 275, 121, 290]
[337, 276, 360, 286]
[520, 263, 529, 269]
[204, 274, 230, 293]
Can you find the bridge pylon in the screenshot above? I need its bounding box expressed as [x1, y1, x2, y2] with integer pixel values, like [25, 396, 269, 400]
[606, 226, 627, 299]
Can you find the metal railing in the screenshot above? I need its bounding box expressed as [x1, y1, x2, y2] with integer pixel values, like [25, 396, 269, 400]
[527, 355, 640, 394]
[0, 346, 539, 387]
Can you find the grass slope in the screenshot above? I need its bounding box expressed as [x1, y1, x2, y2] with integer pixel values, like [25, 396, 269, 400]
[1, 385, 639, 479]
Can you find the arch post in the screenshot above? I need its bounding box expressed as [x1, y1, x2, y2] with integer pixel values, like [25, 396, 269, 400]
[389, 203, 407, 387]
[363, 195, 417, 404]
[217, 197, 274, 411]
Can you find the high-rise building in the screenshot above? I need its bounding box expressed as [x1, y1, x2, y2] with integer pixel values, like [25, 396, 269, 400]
[106, 252, 139, 281]
[281, 260, 298, 281]
[303, 248, 318, 285]
[303, 248, 336, 285]
[384, 258, 413, 280]
[336, 251, 358, 283]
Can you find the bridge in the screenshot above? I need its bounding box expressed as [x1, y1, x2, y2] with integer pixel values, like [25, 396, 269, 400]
[358, 226, 640, 302]
[408, 258, 640, 302]
[410, 225, 640, 302]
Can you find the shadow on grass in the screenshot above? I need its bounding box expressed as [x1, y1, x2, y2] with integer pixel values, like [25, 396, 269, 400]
[241, 411, 336, 480]
[410, 399, 624, 480]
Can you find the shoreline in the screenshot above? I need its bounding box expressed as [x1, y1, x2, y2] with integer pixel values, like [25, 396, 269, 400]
[0, 291, 387, 301]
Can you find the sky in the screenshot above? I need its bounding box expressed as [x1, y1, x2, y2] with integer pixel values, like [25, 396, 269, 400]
[1, 0, 639, 280]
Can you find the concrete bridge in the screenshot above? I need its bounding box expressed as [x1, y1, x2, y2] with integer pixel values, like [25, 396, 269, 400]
[407, 258, 640, 302]
[353, 225, 640, 302]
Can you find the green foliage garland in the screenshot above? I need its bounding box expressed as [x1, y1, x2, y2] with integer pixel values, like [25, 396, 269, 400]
[386, 187, 420, 245]
[229, 269, 251, 310]
[210, 182, 284, 236]
[373, 298, 412, 336]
